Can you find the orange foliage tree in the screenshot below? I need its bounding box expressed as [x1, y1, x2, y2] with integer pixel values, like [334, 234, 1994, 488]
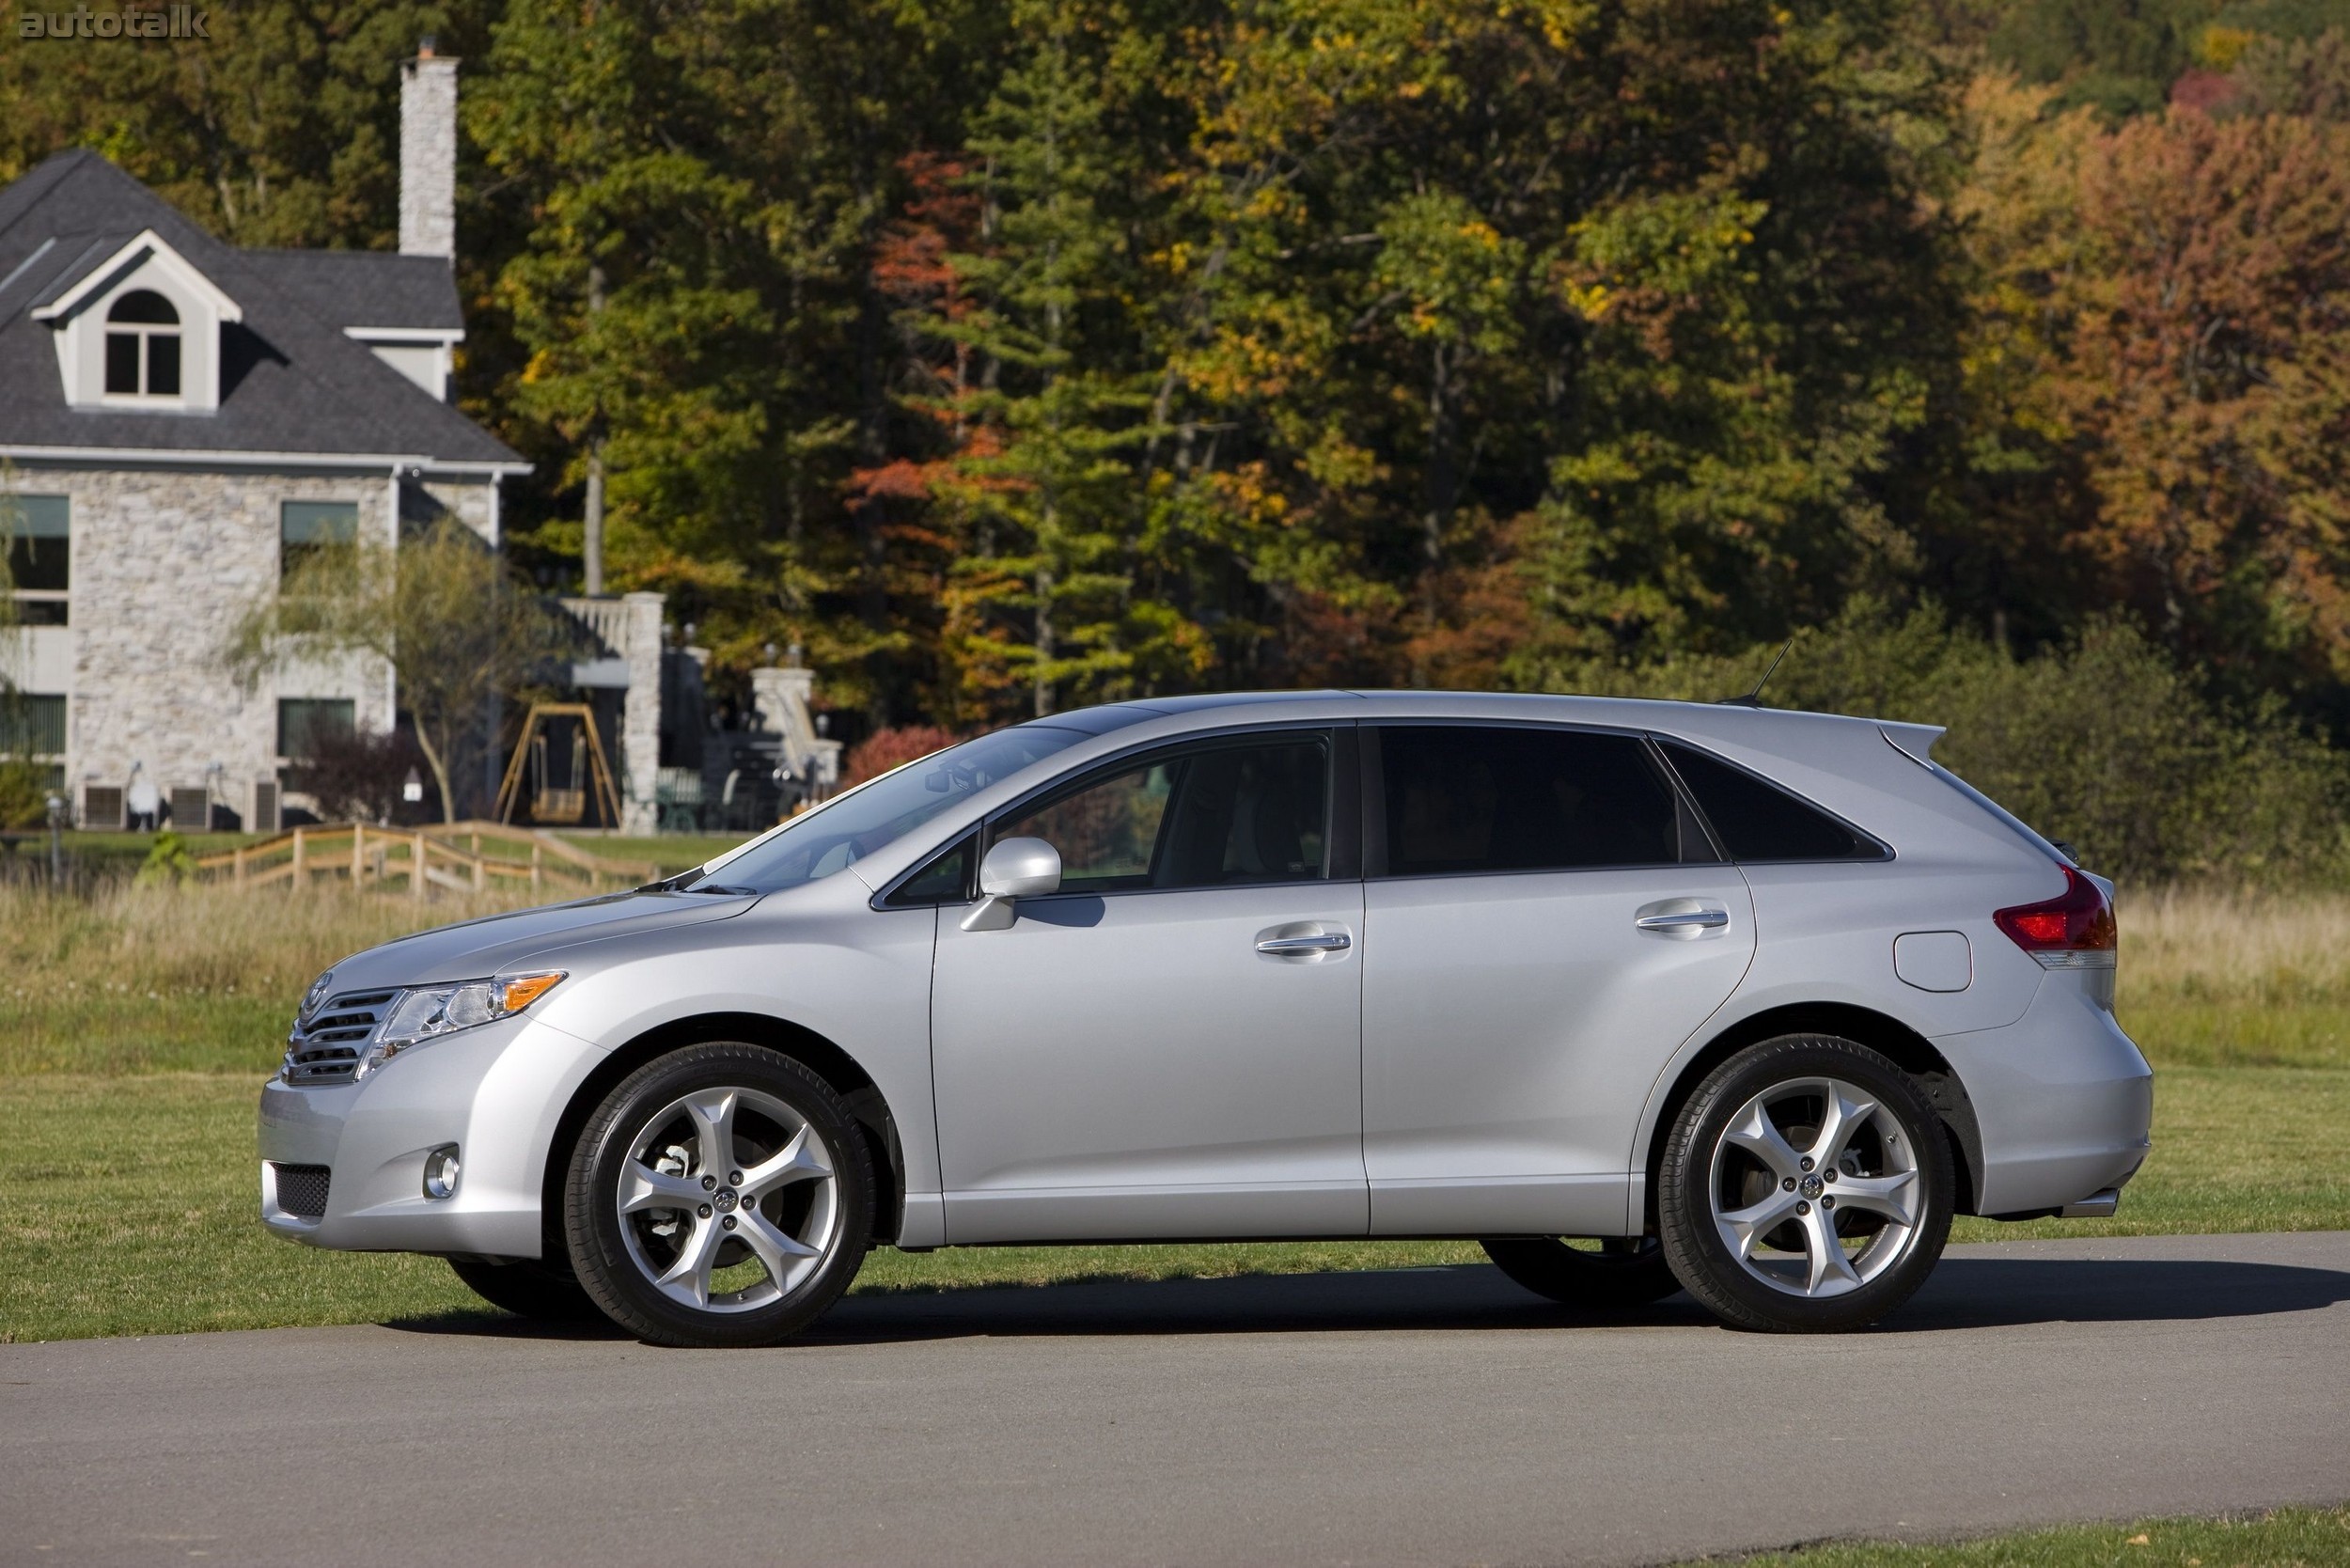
[2065, 108, 2350, 686]
[1966, 86, 2350, 687]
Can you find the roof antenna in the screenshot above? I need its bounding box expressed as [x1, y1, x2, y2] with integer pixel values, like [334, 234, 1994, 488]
[1716, 638, 1794, 708]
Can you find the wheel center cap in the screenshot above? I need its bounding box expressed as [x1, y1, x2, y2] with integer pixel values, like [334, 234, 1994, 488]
[1798, 1174, 1824, 1200]
[713, 1187, 739, 1214]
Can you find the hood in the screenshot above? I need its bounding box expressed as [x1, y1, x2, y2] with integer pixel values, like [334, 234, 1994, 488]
[314, 888, 759, 997]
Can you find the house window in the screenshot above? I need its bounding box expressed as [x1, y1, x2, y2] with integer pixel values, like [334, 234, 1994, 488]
[102, 290, 180, 398]
[2, 494, 69, 626]
[280, 500, 360, 581]
[277, 698, 355, 760]
[0, 693, 67, 757]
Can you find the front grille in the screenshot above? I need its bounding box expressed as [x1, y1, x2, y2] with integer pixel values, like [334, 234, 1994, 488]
[282, 989, 399, 1084]
[272, 1162, 331, 1218]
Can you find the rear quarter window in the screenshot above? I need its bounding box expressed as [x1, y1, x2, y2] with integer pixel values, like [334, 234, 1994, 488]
[1658, 739, 1886, 863]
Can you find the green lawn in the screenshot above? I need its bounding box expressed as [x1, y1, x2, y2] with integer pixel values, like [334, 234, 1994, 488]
[4, 1064, 2342, 1343]
[1696, 1505, 2350, 1566]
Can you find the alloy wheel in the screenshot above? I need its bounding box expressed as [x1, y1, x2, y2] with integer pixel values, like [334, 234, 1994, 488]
[1705, 1074, 1923, 1298]
[615, 1086, 840, 1312]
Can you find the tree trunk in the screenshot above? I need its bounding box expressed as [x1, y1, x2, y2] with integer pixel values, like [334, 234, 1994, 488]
[583, 263, 608, 597]
[854, 271, 892, 728]
[582, 447, 605, 597]
[1416, 340, 1459, 685]
[415, 724, 458, 826]
[1034, 562, 1057, 718]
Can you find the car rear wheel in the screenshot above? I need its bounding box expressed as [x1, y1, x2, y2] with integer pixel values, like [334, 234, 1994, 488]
[1657, 1035, 1952, 1333]
[1480, 1235, 1682, 1309]
[446, 1255, 602, 1322]
[564, 1043, 873, 1348]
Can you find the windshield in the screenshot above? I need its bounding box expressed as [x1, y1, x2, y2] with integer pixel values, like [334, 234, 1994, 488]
[686, 724, 1089, 895]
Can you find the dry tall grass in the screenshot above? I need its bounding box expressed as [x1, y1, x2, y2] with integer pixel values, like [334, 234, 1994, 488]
[2118, 887, 2350, 1068]
[2123, 886, 2350, 1006]
[0, 881, 553, 1074]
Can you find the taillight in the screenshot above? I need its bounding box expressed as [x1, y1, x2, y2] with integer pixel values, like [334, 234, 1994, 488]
[1994, 867, 2117, 968]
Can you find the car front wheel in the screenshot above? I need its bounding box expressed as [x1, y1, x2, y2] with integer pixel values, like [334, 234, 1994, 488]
[1657, 1035, 1952, 1333]
[564, 1043, 873, 1348]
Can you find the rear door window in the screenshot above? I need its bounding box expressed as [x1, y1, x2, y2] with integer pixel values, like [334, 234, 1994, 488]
[1656, 740, 1883, 862]
[1373, 726, 1683, 876]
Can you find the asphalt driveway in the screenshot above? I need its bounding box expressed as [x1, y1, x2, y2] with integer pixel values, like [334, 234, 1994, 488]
[3, 1231, 2346, 1566]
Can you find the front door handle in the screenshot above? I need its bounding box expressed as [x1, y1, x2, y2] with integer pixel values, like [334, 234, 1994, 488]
[1635, 909, 1728, 932]
[1256, 932, 1352, 956]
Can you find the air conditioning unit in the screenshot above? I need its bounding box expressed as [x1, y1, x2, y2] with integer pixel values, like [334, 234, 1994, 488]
[168, 786, 210, 831]
[252, 779, 281, 834]
[81, 784, 123, 830]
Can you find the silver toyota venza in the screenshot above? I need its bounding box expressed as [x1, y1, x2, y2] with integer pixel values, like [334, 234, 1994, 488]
[260, 692, 2151, 1343]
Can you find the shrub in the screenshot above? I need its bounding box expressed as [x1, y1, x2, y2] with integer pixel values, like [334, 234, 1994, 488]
[133, 831, 196, 887]
[287, 728, 428, 824]
[840, 726, 963, 790]
[0, 756, 50, 830]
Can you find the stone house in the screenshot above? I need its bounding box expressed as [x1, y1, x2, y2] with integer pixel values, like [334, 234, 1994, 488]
[0, 47, 671, 835]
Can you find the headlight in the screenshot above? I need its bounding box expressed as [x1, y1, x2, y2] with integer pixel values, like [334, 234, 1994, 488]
[354, 971, 566, 1079]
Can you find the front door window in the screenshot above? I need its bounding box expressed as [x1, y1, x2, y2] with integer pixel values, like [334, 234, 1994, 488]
[998, 736, 1329, 892]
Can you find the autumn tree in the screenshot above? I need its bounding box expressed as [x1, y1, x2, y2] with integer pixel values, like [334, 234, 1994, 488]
[1961, 86, 2350, 687]
[2230, 27, 2350, 119]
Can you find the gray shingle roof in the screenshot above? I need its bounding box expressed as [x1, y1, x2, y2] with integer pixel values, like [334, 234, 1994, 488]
[12, 233, 137, 309]
[242, 247, 465, 334]
[0, 150, 523, 468]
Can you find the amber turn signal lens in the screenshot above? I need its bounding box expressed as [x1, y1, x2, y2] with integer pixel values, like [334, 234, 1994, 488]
[498, 972, 566, 1011]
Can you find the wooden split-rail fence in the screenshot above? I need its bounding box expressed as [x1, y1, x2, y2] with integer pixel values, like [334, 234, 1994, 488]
[193, 821, 663, 900]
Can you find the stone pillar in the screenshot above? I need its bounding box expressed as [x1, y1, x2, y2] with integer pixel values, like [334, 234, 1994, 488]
[400, 44, 458, 260]
[618, 592, 663, 836]
[750, 659, 843, 797]
[749, 666, 806, 746]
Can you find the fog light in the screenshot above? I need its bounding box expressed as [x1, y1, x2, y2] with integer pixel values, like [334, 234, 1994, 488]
[422, 1144, 461, 1200]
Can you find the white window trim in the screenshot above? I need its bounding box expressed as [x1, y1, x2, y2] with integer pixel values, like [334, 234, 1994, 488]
[29, 230, 242, 324]
[102, 321, 181, 400]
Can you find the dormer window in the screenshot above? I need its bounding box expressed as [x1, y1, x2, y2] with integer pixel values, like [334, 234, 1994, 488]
[33, 230, 238, 413]
[103, 290, 181, 398]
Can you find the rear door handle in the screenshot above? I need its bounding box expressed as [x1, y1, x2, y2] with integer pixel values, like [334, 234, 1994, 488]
[1634, 901, 1731, 938]
[1256, 932, 1352, 955]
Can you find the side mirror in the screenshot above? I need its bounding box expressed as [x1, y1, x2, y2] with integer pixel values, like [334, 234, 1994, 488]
[961, 837, 1061, 931]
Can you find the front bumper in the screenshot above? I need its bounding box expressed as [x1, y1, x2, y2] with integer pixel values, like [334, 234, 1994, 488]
[258, 1013, 607, 1259]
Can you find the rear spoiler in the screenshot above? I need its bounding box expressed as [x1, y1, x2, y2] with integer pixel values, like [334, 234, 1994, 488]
[1880, 723, 1944, 768]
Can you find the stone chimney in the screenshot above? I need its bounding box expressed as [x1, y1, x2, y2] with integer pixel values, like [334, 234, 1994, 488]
[399, 39, 459, 259]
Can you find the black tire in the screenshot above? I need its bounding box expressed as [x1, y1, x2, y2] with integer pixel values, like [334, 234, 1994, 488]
[446, 1255, 603, 1322]
[1480, 1235, 1683, 1309]
[1657, 1035, 1952, 1333]
[564, 1043, 874, 1348]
